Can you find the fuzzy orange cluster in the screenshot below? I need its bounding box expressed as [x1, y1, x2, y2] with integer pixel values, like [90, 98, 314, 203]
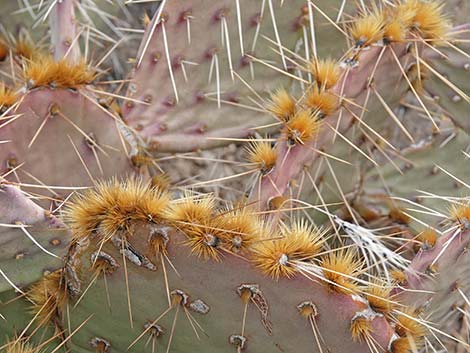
[252, 219, 325, 279]
[166, 193, 264, 260]
[262, 0, 449, 167]
[246, 141, 278, 176]
[28, 270, 68, 327]
[65, 178, 170, 241]
[23, 55, 95, 89]
[365, 280, 395, 315]
[266, 58, 340, 147]
[390, 309, 427, 352]
[65, 179, 369, 297]
[449, 202, 470, 227]
[350, 0, 449, 46]
[0, 36, 35, 61]
[66, 181, 264, 261]
[64, 178, 383, 320]
[321, 248, 363, 294]
[257, 0, 449, 188]
[0, 84, 18, 109]
[258, 58, 341, 172]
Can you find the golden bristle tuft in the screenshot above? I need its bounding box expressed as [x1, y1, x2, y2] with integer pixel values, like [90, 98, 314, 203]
[449, 202, 470, 226]
[65, 178, 170, 241]
[284, 109, 321, 145]
[246, 141, 278, 175]
[110, 100, 122, 117]
[383, 18, 407, 43]
[416, 228, 437, 249]
[15, 39, 35, 59]
[266, 88, 296, 122]
[167, 192, 224, 260]
[167, 192, 216, 228]
[365, 281, 395, 315]
[151, 173, 172, 190]
[393, 1, 418, 29]
[354, 203, 381, 222]
[350, 10, 385, 47]
[321, 248, 362, 294]
[180, 215, 228, 261]
[350, 316, 373, 342]
[131, 154, 155, 168]
[115, 178, 170, 220]
[0, 84, 18, 109]
[98, 179, 170, 238]
[390, 333, 425, 353]
[64, 183, 118, 239]
[252, 219, 325, 279]
[309, 58, 341, 89]
[28, 270, 68, 326]
[390, 337, 413, 353]
[388, 206, 411, 224]
[219, 207, 263, 253]
[390, 270, 407, 285]
[23, 55, 96, 89]
[303, 86, 339, 118]
[400, 0, 449, 40]
[394, 309, 426, 343]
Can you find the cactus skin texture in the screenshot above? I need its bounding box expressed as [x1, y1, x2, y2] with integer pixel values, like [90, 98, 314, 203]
[402, 226, 470, 347]
[0, 1, 470, 353]
[0, 183, 69, 293]
[0, 86, 136, 210]
[122, 0, 348, 152]
[49, 0, 80, 63]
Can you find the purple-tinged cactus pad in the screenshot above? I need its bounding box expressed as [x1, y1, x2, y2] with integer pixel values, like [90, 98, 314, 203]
[0, 87, 134, 207]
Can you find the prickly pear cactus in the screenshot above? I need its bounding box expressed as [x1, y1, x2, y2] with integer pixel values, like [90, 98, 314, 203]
[1, 1, 469, 353]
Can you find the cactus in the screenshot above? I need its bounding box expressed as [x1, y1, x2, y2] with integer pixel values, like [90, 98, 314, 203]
[0, 0, 139, 208]
[0, 184, 69, 293]
[122, 0, 350, 152]
[0, 1, 469, 353]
